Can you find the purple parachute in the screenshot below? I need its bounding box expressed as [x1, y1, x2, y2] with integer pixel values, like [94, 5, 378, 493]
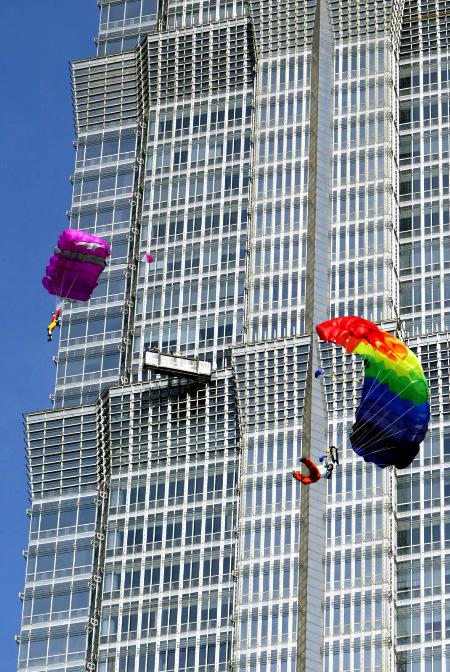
[42, 229, 111, 302]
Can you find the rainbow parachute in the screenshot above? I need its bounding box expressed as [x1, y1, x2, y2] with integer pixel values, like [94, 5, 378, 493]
[316, 316, 430, 469]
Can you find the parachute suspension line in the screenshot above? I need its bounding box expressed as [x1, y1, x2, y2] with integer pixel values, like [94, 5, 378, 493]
[334, 354, 392, 420]
[349, 377, 420, 449]
[54, 265, 65, 304]
[335, 426, 344, 462]
[331, 361, 395, 450]
[352, 417, 421, 459]
[353, 359, 397, 411]
[336, 421, 345, 450]
[363, 380, 424, 446]
[56, 267, 82, 308]
[350, 402, 418, 456]
[349, 382, 418, 450]
[64, 269, 82, 303]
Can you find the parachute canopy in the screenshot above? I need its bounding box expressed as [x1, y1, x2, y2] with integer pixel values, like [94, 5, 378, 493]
[42, 229, 111, 302]
[316, 316, 430, 469]
[143, 252, 154, 264]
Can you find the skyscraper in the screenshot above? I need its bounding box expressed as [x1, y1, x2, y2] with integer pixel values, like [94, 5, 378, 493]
[323, 2, 450, 670]
[16, 1, 450, 671]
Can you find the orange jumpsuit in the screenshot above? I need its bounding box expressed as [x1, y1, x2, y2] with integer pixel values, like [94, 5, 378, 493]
[292, 457, 322, 485]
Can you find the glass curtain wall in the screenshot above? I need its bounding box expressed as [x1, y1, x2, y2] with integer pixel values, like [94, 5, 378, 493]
[323, 1, 403, 670]
[395, 2, 450, 669]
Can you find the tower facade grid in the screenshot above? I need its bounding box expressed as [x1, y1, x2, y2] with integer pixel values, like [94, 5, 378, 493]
[16, 1, 450, 672]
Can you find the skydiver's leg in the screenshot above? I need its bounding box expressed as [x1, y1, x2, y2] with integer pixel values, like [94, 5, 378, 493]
[48, 320, 56, 341]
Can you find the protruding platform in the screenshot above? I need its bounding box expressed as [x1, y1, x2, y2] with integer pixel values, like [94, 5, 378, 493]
[144, 351, 212, 379]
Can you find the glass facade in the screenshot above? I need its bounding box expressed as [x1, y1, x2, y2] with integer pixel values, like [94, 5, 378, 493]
[394, 5, 450, 670]
[131, 17, 253, 373]
[233, 337, 310, 671]
[17, 1, 450, 671]
[96, 375, 239, 671]
[19, 406, 99, 671]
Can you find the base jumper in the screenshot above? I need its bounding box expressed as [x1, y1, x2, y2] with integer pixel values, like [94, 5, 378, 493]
[47, 307, 61, 342]
[292, 446, 339, 484]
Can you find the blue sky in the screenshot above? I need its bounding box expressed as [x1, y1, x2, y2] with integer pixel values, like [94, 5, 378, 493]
[0, 1, 97, 666]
